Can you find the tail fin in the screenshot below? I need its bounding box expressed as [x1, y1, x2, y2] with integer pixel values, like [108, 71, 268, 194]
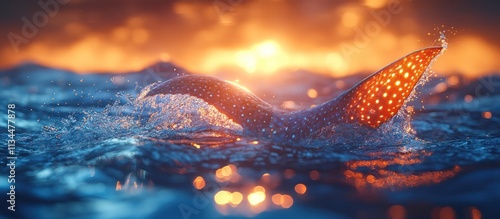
[334, 47, 442, 128]
[143, 75, 275, 132]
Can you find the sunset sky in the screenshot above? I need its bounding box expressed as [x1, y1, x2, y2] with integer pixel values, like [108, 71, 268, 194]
[1, 0, 499, 77]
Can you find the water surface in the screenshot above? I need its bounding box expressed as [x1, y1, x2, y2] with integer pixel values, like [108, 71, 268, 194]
[0, 63, 499, 219]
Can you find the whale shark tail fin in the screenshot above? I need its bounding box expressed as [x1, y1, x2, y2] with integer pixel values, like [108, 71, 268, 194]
[143, 75, 275, 132]
[336, 47, 443, 128]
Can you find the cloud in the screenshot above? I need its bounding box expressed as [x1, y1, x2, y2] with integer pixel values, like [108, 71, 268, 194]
[1, 0, 499, 76]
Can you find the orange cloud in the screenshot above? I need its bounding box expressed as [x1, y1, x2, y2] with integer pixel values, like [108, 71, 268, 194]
[0, 0, 499, 77]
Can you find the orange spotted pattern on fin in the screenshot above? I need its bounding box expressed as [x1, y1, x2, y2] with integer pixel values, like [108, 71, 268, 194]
[144, 47, 443, 139]
[338, 47, 443, 128]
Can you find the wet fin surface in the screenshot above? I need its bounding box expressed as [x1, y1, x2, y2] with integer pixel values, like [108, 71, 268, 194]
[313, 47, 443, 128]
[143, 47, 443, 138]
[145, 75, 275, 133]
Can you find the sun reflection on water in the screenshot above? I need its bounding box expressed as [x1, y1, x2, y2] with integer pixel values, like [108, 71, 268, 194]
[215, 164, 241, 183]
[111, 139, 466, 217]
[114, 171, 149, 192]
[193, 176, 206, 190]
[247, 186, 266, 206]
[344, 150, 461, 191]
[294, 183, 307, 195]
[186, 163, 301, 216]
[174, 141, 465, 217]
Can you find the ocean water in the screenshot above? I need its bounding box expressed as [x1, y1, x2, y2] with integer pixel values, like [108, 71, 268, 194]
[0, 63, 499, 219]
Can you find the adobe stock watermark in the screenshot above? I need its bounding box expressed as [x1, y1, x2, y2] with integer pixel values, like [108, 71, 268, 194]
[140, 67, 164, 87]
[6, 0, 69, 53]
[340, 0, 403, 63]
[212, 0, 244, 21]
[178, 177, 227, 219]
[6, 104, 17, 212]
[431, 75, 500, 140]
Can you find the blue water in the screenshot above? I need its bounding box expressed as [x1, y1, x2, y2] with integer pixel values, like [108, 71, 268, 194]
[0, 63, 499, 219]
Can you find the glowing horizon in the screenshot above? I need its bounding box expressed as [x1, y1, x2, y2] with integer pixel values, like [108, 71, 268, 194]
[1, 0, 499, 77]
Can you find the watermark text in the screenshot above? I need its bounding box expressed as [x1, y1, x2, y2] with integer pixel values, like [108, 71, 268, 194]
[6, 104, 17, 211]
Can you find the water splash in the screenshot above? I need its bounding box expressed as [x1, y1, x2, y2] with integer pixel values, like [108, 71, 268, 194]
[431, 25, 454, 51]
[439, 31, 448, 50]
[135, 83, 243, 133]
